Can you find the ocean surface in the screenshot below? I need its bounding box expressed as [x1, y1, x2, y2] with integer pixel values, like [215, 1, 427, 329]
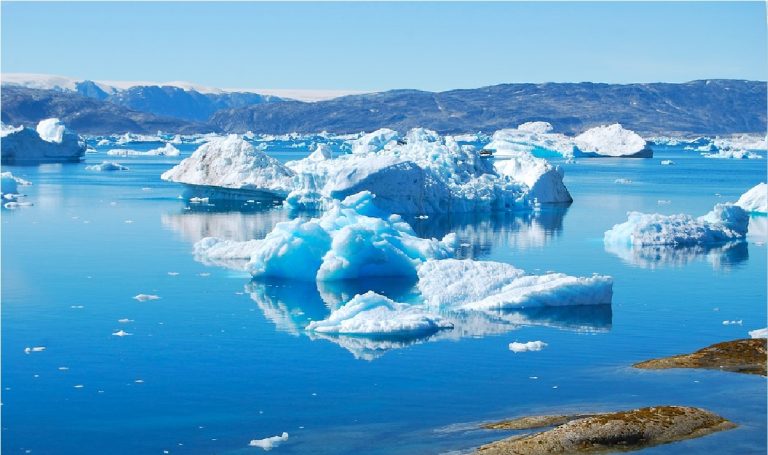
[3, 140, 766, 454]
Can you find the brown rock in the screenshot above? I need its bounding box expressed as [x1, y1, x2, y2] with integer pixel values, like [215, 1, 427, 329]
[476, 406, 736, 454]
[633, 338, 767, 376]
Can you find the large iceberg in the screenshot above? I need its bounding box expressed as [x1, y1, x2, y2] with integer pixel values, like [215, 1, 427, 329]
[604, 203, 749, 247]
[194, 191, 456, 281]
[1, 118, 86, 164]
[574, 124, 652, 158]
[736, 183, 767, 214]
[484, 124, 577, 159]
[417, 259, 613, 311]
[161, 135, 295, 202]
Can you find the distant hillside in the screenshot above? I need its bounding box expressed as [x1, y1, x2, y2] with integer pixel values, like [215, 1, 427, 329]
[2, 79, 765, 136]
[210, 80, 767, 135]
[1, 87, 209, 134]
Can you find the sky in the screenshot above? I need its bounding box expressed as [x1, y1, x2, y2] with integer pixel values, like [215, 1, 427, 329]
[1, 1, 766, 92]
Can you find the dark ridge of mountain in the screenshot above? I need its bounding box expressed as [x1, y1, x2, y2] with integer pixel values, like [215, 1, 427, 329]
[1, 86, 209, 134]
[209, 80, 767, 135]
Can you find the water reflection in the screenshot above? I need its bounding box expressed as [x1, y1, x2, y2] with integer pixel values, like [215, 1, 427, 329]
[604, 241, 748, 270]
[245, 278, 611, 361]
[160, 207, 291, 244]
[408, 205, 570, 259]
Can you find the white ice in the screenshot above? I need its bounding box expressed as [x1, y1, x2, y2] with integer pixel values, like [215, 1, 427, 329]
[133, 294, 160, 302]
[748, 327, 768, 338]
[509, 341, 547, 353]
[736, 183, 767, 214]
[85, 161, 129, 171]
[575, 124, 649, 157]
[249, 432, 289, 451]
[107, 143, 180, 157]
[305, 291, 452, 336]
[417, 259, 613, 311]
[1, 119, 85, 163]
[604, 203, 749, 247]
[36, 118, 66, 143]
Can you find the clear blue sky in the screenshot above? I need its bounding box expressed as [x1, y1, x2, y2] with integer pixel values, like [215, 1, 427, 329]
[2, 1, 766, 91]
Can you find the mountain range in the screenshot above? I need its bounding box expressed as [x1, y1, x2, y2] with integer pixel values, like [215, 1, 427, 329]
[2, 74, 765, 136]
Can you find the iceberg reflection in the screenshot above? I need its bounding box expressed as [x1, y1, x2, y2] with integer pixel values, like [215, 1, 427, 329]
[160, 207, 291, 244]
[604, 241, 748, 270]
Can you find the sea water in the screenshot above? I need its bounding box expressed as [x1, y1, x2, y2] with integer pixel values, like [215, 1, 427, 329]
[2, 140, 766, 454]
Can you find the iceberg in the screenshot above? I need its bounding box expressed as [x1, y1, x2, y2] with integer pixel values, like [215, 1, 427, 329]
[194, 191, 456, 281]
[249, 432, 288, 450]
[509, 340, 547, 353]
[417, 259, 613, 311]
[85, 161, 129, 171]
[736, 183, 767, 214]
[604, 203, 749, 247]
[1, 171, 32, 207]
[305, 291, 452, 336]
[484, 124, 577, 158]
[106, 143, 180, 157]
[574, 124, 652, 158]
[350, 128, 400, 154]
[161, 135, 296, 202]
[702, 148, 762, 160]
[494, 151, 572, 203]
[1, 119, 86, 164]
[749, 328, 768, 339]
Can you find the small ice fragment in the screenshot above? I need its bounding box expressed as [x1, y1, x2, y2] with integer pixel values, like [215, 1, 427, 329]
[198, 272, 210, 277]
[416, 215, 429, 219]
[124, 220, 134, 224]
[133, 294, 160, 302]
[249, 432, 289, 450]
[614, 178, 632, 184]
[660, 160, 675, 165]
[135, 379, 144, 383]
[722, 320, 743, 326]
[167, 272, 179, 276]
[23, 346, 46, 354]
[70, 305, 84, 309]
[74, 384, 84, 389]
[657, 200, 672, 205]
[552, 385, 559, 389]
[529, 376, 538, 380]
[58, 366, 69, 371]
[112, 330, 132, 337]
[142, 187, 152, 191]
[117, 318, 133, 323]
[508, 341, 547, 353]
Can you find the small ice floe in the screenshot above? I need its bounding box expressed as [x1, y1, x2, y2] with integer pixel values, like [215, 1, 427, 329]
[660, 160, 675, 165]
[189, 197, 209, 204]
[748, 327, 768, 338]
[117, 318, 133, 323]
[73, 384, 84, 389]
[722, 320, 743, 326]
[416, 215, 429, 220]
[142, 187, 152, 191]
[657, 200, 672, 205]
[249, 432, 289, 450]
[509, 341, 547, 353]
[134, 379, 144, 383]
[124, 220, 134, 224]
[112, 330, 133, 337]
[58, 366, 69, 371]
[167, 272, 180, 276]
[84, 161, 129, 172]
[614, 178, 632, 185]
[198, 272, 210, 277]
[23, 346, 46, 354]
[133, 294, 160, 302]
[4, 201, 34, 209]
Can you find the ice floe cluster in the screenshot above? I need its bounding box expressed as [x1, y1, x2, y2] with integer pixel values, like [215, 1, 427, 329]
[1, 118, 86, 164]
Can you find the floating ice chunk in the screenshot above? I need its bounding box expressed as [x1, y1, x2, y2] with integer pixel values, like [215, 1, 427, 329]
[306, 291, 452, 336]
[486, 125, 576, 158]
[714, 134, 768, 151]
[307, 143, 334, 161]
[702, 148, 762, 160]
[417, 259, 613, 311]
[494, 150, 572, 203]
[661, 160, 675, 165]
[1, 119, 85, 164]
[117, 318, 133, 323]
[161, 135, 295, 196]
[107, 143, 180, 157]
[249, 432, 289, 450]
[85, 161, 129, 171]
[4, 201, 33, 209]
[36, 118, 66, 143]
[614, 179, 632, 185]
[722, 320, 742, 326]
[24, 346, 46, 354]
[604, 203, 749, 247]
[736, 183, 767, 214]
[575, 124, 651, 158]
[112, 330, 133, 336]
[748, 327, 768, 338]
[133, 294, 160, 302]
[195, 192, 456, 281]
[509, 340, 547, 353]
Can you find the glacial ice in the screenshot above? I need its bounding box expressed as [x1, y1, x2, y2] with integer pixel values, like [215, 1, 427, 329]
[1, 172, 32, 207]
[736, 183, 767, 214]
[485, 126, 576, 159]
[516, 121, 554, 134]
[509, 341, 547, 353]
[161, 135, 296, 199]
[574, 124, 651, 158]
[604, 203, 749, 247]
[194, 191, 456, 281]
[417, 259, 613, 311]
[107, 143, 180, 157]
[1, 119, 86, 164]
[85, 161, 129, 171]
[249, 432, 289, 450]
[350, 128, 400, 154]
[749, 328, 768, 339]
[702, 148, 763, 160]
[305, 291, 452, 336]
[494, 151, 572, 203]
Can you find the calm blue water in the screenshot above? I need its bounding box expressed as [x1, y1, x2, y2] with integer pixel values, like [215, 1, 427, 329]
[3, 142, 766, 454]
